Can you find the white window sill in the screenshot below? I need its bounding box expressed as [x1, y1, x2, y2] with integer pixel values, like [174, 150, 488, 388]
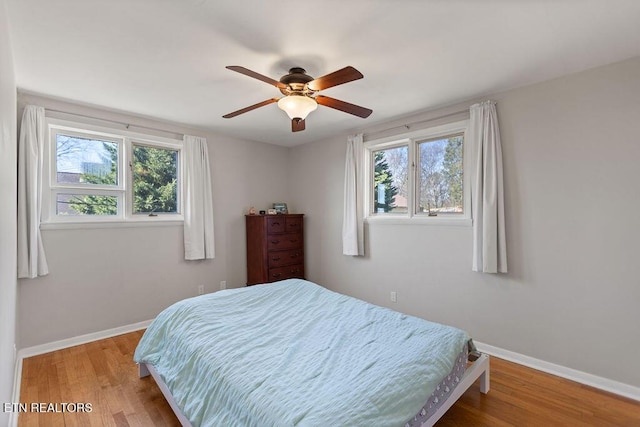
[365, 215, 472, 227]
[41, 219, 184, 230]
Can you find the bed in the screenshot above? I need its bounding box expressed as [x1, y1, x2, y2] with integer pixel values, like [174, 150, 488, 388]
[134, 279, 489, 427]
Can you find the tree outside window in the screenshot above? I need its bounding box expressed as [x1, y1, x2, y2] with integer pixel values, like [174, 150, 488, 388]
[418, 135, 463, 214]
[373, 146, 407, 213]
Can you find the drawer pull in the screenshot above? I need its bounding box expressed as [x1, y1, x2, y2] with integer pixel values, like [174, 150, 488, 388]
[291, 269, 299, 273]
[290, 253, 298, 258]
[271, 240, 280, 244]
[289, 239, 297, 243]
[272, 256, 281, 261]
[272, 221, 280, 226]
[272, 273, 282, 278]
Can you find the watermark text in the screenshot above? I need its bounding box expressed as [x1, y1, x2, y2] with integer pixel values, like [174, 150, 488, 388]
[2, 402, 92, 413]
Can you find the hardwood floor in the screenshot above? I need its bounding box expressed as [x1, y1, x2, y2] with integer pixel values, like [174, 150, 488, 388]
[18, 330, 640, 426]
[19, 331, 178, 427]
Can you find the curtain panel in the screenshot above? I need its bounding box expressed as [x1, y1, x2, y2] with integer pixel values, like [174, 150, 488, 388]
[17, 105, 49, 278]
[183, 135, 215, 260]
[470, 101, 507, 273]
[342, 133, 365, 256]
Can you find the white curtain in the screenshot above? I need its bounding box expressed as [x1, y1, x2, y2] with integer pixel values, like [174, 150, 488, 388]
[17, 105, 49, 278]
[470, 101, 507, 273]
[342, 133, 365, 256]
[183, 135, 215, 260]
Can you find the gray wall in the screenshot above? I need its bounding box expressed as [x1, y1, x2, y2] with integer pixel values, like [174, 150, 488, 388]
[288, 57, 640, 388]
[0, 0, 17, 423]
[16, 94, 291, 348]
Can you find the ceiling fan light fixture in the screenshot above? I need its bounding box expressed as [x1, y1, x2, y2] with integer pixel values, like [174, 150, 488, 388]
[277, 95, 317, 120]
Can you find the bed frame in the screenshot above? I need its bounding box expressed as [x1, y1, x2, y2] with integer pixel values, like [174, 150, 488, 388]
[422, 353, 490, 426]
[138, 353, 489, 427]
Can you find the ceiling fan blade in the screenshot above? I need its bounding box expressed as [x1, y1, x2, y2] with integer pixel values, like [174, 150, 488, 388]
[226, 66, 287, 89]
[307, 66, 364, 91]
[316, 95, 372, 118]
[222, 98, 279, 118]
[292, 118, 306, 132]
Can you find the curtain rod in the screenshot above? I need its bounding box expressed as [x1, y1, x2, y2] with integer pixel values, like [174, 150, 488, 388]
[44, 108, 185, 139]
[362, 107, 470, 141]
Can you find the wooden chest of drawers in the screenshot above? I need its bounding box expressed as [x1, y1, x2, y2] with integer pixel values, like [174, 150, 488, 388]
[245, 214, 305, 285]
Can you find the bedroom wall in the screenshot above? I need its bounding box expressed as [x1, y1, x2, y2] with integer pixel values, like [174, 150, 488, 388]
[0, 0, 18, 422]
[288, 57, 640, 389]
[16, 93, 291, 349]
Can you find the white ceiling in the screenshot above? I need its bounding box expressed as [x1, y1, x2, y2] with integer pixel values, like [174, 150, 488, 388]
[6, 0, 640, 147]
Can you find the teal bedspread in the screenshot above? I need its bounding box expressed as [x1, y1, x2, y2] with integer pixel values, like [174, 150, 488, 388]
[134, 279, 468, 427]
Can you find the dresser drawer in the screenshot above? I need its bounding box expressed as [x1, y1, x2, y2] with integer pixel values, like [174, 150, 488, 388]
[268, 264, 304, 282]
[268, 248, 304, 268]
[267, 233, 302, 250]
[285, 216, 303, 233]
[266, 217, 286, 234]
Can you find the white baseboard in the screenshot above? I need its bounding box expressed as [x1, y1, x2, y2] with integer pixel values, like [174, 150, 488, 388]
[10, 320, 153, 427]
[9, 352, 23, 427]
[17, 320, 152, 359]
[475, 341, 640, 402]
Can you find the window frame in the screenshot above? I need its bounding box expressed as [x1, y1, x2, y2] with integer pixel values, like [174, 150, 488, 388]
[43, 118, 184, 227]
[364, 120, 471, 226]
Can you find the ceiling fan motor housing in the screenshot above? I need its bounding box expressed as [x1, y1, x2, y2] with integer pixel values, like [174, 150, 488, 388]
[279, 68, 315, 96]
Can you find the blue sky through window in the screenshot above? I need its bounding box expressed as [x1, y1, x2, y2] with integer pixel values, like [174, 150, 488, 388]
[56, 134, 117, 182]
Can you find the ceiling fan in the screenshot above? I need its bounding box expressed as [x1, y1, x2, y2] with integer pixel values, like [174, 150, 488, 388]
[222, 65, 373, 132]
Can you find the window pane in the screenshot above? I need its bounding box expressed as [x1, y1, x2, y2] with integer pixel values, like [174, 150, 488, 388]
[417, 135, 464, 215]
[132, 145, 178, 214]
[56, 134, 118, 186]
[57, 194, 118, 216]
[373, 146, 408, 213]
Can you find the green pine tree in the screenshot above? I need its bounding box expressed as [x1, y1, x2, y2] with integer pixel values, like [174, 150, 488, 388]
[132, 145, 177, 214]
[373, 151, 398, 212]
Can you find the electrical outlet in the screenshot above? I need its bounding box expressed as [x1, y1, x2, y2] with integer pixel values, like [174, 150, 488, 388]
[390, 291, 397, 303]
[198, 285, 205, 295]
[220, 280, 227, 290]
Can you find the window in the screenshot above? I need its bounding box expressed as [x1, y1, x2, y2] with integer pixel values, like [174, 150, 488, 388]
[365, 120, 469, 222]
[417, 134, 464, 215]
[53, 130, 122, 217]
[373, 145, 408, 213]
[132, 143, 179, 215]
[44, 120, 183, 224]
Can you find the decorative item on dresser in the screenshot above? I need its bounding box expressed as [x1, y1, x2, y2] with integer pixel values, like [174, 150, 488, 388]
[273, 202, 288, 214]
[245, 214, 305, 285]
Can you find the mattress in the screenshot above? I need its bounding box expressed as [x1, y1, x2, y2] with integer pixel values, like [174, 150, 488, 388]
[135, 279, 469, 427]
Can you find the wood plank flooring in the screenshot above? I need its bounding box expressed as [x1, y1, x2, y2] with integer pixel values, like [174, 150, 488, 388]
[18, 330, 640, 426]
